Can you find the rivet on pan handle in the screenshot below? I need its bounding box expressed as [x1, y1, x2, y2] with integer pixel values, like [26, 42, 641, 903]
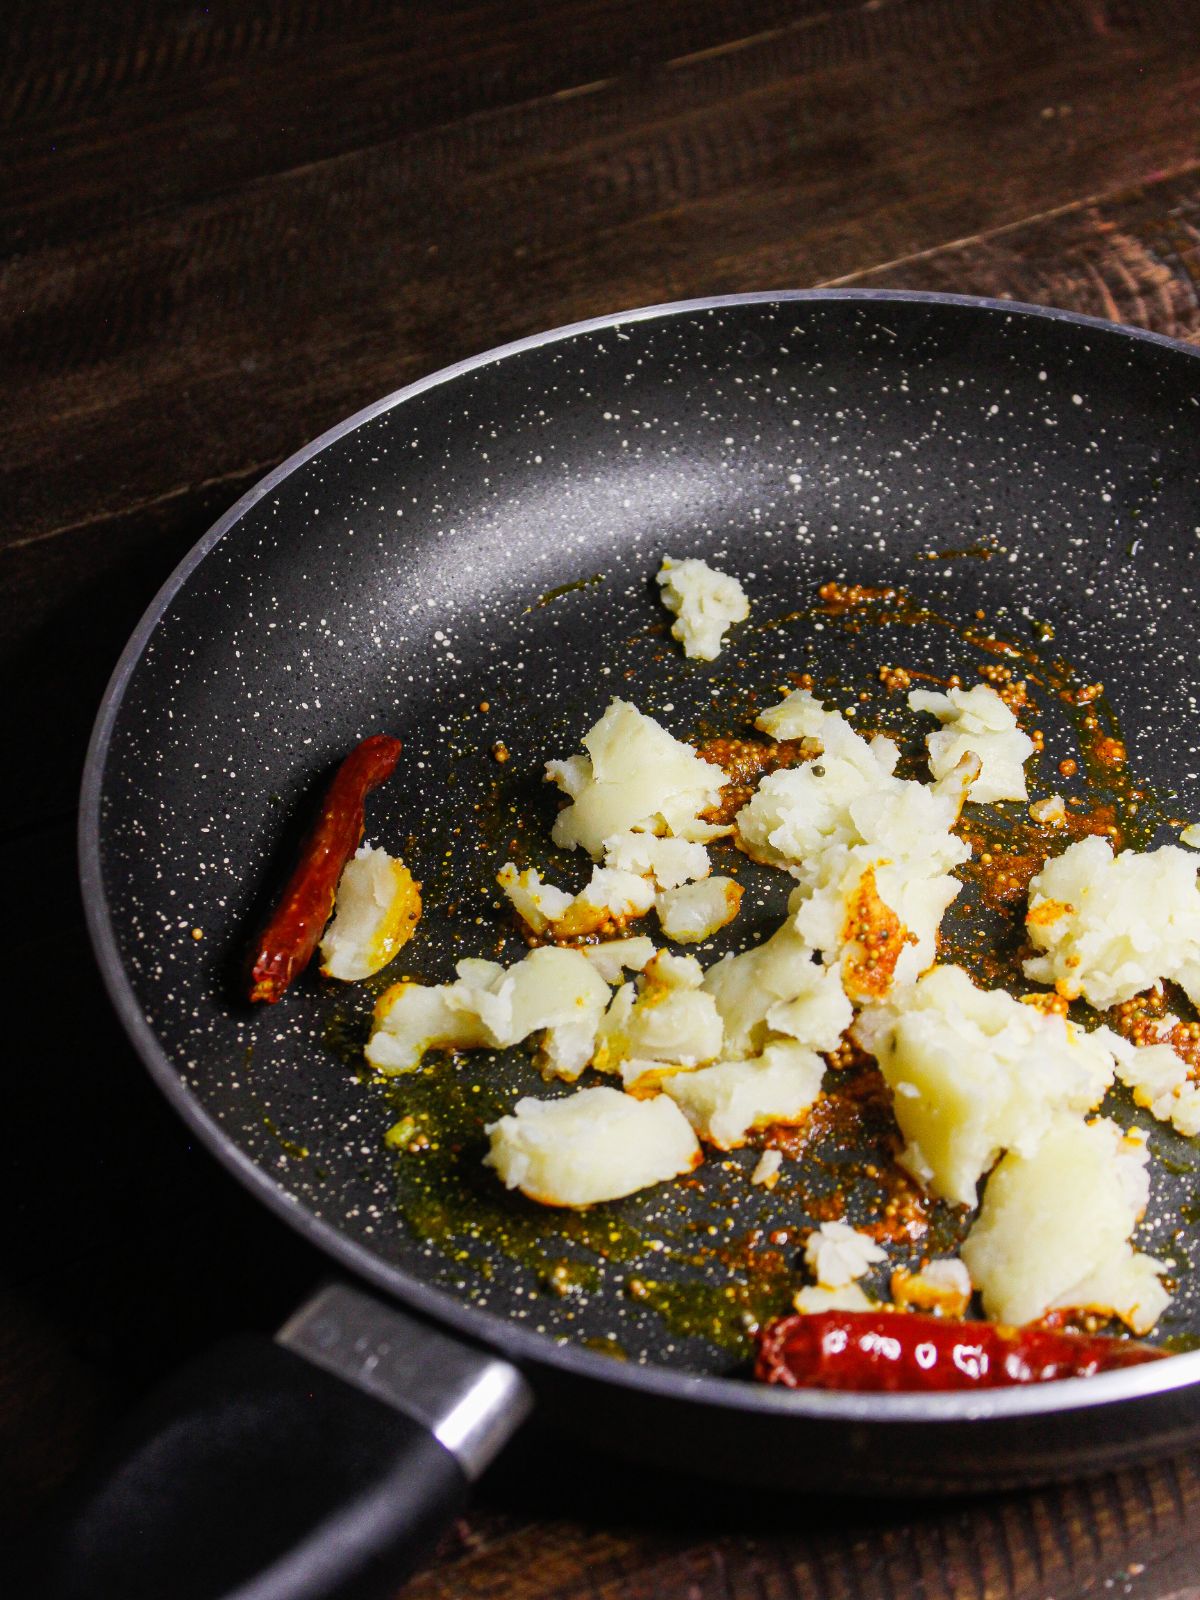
[11, 1285, 532, 1600]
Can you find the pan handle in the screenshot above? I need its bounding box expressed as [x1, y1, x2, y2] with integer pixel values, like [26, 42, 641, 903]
[14, 1284, 533, 1600]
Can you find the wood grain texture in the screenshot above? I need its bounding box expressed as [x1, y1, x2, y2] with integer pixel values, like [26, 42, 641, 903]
[6, 3, 1200, 1596]
[404, 1446, 1200, 1600]
[831, 167, 1200, 346]
[4, 0, 1200, 550]
[1, 0, 847, 251]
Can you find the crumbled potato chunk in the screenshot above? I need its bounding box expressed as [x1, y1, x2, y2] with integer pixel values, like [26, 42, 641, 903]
[365, 946, 611, 1078]
[792, 1282, 875, 1314]
[736, 692, 968, 994]
[656, 555, 749, 660]
[603, 831, 711, 888]
[662, 1041, 825, 1149]
[909, 684, 1035, 803]
[961, 1117, 1168, 1333]
[1107, 1031, 1200, 1137]
[577, 937, 657, 984]
[1024, 836, 1200, 1008]
[890, 1259, 972, 1318]
[656, 877, 743, 942]
[702, 912, 852, 1059]
[855, 965, 1115, 1206]
[546, 700, 728, 857]
[804, 1220, 887, 1288]
[319, 845, 421, 981]
[485, 1086, 701, 1207]
[750, 1148, 782, 1187]
[594, 951, 724, 1073]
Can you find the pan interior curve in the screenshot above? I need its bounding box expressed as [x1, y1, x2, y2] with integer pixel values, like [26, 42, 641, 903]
[94, 296, 1200, 1379]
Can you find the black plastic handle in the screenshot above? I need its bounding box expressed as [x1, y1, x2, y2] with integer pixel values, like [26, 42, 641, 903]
[13, 1332, 468, 1600]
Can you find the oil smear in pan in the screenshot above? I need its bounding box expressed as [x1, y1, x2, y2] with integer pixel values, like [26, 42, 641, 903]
[333, 576, 1200, 1368]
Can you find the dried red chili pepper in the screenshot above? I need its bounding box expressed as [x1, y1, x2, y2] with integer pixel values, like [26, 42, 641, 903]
[755, 1309, 1164, 1391]
[248, 734, 402, 1003]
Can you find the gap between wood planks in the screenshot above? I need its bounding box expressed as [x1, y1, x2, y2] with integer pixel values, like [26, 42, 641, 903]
[817, 156, 1200, 289]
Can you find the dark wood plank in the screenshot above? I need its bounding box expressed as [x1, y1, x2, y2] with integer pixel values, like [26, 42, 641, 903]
[404, 1449, 1200, 1600]
[4, 0, 1200, 551]
[1, 0, 842, 252]
[829, 169, 1200, 347]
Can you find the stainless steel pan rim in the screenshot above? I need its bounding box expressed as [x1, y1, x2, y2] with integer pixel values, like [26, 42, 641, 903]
[79, 287, 1200, 1428]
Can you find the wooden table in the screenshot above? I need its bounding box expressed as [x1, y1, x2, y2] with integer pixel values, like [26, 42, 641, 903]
[4, 1, 1200, 1594]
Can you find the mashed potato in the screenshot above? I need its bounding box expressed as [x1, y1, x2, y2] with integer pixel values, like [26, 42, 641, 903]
[737, 691, 970, 995]
[855, 965, 1116, 1206]
[961, 1117, 1168, 1333]
[656, 877, 743, 942]
[1024, 836, 1200, 1008]
[319, 845, 421, 981]
[594, 950, 724, 1076]
[804, 1221, 887, 1287]
[656, 555, 749, 660]
[702, 914, 852, 1058]
[909, 684, 1035, 803]
[366, 945, 611, 1079]
[363, 619, 1182, 1339]
[486, 1086, 701, 1206]
[1107, 1030, 1200, 1137]
[546, 700, 729, 857]
[661, 1041, 825, 1148]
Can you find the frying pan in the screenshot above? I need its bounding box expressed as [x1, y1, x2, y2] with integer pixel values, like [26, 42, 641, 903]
[62, 291, 1200, 1599]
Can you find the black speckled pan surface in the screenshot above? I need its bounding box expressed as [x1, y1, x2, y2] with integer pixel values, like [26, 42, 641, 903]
[82, 293, 1200, 1492]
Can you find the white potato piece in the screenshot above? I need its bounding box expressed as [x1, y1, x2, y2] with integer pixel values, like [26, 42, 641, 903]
[555, 867, 656, 938]
[662, 1041, 824, 1149]
[754, 686, 830, 743]
[854, 965, 1115, 1206]
[736, 692, 968, 998]
[656, 877, 743, 942]
[319, 846, 421, 981]
[702, 913, 851, 1059]
[1029, 795, 1066, 826]
[448, 947, 611, 1046]
[1024, 836, 1200, 1008]
[1181, 823, 1200, 848]
[618, 1057, 691, 1096]
[656, 555, 750, 660]
[578, 937, 658, 984]
[365, 983, 491, 1076]
[736, 705, 903, 872]
[962, 1117, 1168, 1332]
[890, 1258, 972, 1318]
[485, 1086, 701, 1207]
[365, 946, 611, 1080]
[546, 699, 728, 857]
[750, 1148, 783, 1187]
[497, 861, 655, 940]
[495, 864, 574, 934]
[909, 684, 1035, 804]
[792, 1282, 874, 1314]
[804, 1221, 887, 1288]
[595, 951, 724, 1072]
[1107, 1030, 1200, 1138]
[603, 831, 711, 889]
[1047, 1250, 1170, 1337]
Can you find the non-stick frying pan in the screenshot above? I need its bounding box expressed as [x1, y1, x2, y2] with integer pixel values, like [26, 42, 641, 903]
[63, 292, 1200, 1599]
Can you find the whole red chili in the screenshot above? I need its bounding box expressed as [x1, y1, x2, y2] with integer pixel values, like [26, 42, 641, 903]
[248, 734, 402, 1003]
[755, 1309, 1164, 1391]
